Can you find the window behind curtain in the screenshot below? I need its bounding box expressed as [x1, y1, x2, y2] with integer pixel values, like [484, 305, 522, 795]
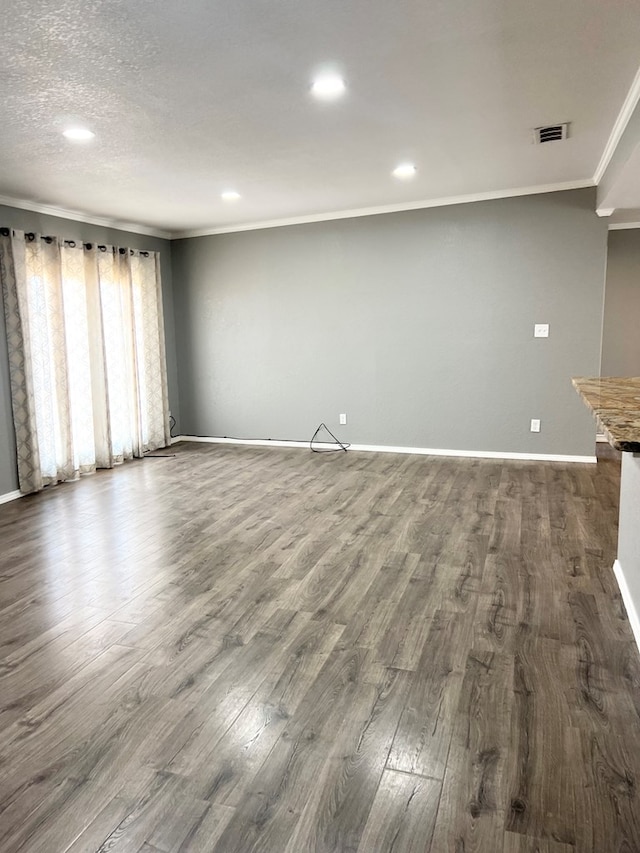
[0, 229, 170, 494]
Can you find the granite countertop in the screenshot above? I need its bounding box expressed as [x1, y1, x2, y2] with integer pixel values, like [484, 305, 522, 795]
[572, 377, 640, 453]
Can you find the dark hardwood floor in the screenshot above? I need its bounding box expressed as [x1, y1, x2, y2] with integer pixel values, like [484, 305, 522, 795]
[1, 440, 639, 852]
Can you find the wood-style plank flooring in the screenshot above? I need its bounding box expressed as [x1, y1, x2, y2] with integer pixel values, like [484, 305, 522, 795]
[1, 441, 639, 852]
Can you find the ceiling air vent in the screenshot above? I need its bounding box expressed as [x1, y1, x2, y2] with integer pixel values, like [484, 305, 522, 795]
[533, 123, 569, 144]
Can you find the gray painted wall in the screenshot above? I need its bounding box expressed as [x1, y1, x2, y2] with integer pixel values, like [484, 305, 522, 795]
[597, 96, 640, 212]
[172, 187, 606, 457]
[0, 204, 178, 496]
[602, 229, 640, 376]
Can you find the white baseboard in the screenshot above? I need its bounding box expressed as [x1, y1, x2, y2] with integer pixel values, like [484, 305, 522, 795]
[347, 444, 595, 464]
[613, 559, 640, 653]
[172, 435, 596, 464]
[596, 433, 608, 443]
[172, 435, 346, 452]
[0, 489, 22, 505]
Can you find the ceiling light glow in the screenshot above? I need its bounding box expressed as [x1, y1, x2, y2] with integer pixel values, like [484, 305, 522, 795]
[63, 127, 95, 141]
[221, 190, 241, 201]
[392, 162, 417, 179]
[311, 74, 346, 100]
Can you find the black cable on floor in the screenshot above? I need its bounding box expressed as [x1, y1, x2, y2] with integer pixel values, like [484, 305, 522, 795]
[310, 422, 350, 453]
[170, 426, 350, 453]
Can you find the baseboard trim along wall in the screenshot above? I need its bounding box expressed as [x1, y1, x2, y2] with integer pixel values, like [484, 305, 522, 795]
[172, 435, 596, 464]
[0, 490, 22, 505]
[613, 559, 640, 653]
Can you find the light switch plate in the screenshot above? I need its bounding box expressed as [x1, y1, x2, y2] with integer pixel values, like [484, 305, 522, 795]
[534, 323, 549, 338]
[530, 419, 541, 433]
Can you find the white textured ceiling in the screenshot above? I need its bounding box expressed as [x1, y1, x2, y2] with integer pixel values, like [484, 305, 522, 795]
[1, 0, 640, 235]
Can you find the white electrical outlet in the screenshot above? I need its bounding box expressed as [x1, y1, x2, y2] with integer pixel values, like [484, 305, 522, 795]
[339, 413, 347, 425]
[534, 323, 549, 338]
[530, 419, 541, 433]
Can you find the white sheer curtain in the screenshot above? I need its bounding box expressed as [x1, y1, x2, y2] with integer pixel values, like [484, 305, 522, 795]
[0, 229, 171, 494]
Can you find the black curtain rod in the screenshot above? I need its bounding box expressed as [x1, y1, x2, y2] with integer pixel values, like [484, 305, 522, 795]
[0, 227, 149, 256]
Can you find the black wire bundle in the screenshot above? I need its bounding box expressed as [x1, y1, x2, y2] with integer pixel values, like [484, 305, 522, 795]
[310, 422, 350, 453]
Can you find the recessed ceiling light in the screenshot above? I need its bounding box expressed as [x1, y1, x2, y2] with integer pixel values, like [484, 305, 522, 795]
[221, 190, 241, 201]
[392, 162, 417, 180]
[311, 73, 346, 101]
[62, 127, 95, 141]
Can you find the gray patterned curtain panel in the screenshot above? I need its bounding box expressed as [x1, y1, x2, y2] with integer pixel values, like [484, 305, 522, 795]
[0, 229, 171, 494]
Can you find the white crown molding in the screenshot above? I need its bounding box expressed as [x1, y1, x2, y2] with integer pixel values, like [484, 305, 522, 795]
[613, 559, 640, 653]
[171, 179, 595, 239]
[593, 63, 640, 185]
[608, 221, 640, 230]
[0, 178, 599, 243]
[0, 194, 172, 240]
[173, 434, 596, 464]
[0, 489, 22, 505]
